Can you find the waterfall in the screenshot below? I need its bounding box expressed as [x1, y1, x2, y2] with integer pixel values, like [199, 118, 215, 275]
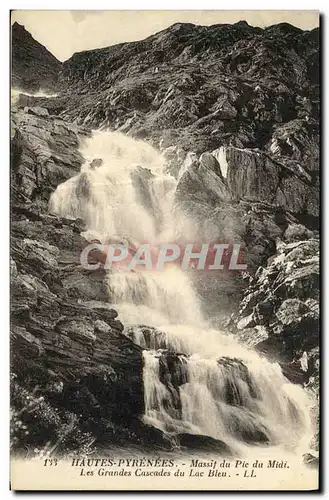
[49, 129, 314, 459]
[11, 88, 59, 106]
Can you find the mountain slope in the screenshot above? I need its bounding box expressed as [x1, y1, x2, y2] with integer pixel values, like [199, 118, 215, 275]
[56, 21, 319, 152]
[11, 22, 62, 92]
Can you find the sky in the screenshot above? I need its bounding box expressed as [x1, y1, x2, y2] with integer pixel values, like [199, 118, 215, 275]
[11, 10, 319, 62]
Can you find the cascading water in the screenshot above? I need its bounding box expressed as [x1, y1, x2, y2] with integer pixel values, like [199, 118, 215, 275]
[11, 88, 59, 106]
[49, 129, 315, 461]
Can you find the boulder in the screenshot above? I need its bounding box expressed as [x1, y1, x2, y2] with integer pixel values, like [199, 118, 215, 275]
[24, 106, 49, 117]
[178, 433, 232, 456]
[56, 318, 96, 343]
[275, 299, 309, 326]
[11, 325, 45, 358]
[284, 223, 314, 242]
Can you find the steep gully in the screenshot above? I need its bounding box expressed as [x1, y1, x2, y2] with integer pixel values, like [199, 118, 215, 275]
[49, 128, 315, 462]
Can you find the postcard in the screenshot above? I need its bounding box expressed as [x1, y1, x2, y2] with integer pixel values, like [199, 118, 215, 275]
[10, 9, 320, 491]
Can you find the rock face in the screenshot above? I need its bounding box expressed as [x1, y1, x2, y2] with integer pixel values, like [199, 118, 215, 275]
[11, 22, 62, 93]
[172, 149, 319, 325]
[11, 108, 85, 208]
[11, 110, 148, 456]
[234, 237, 319, 384]
[225, 147, 319, 218]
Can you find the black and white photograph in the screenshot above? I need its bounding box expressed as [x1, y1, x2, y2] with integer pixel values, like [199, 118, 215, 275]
[9, 9, 320, 490]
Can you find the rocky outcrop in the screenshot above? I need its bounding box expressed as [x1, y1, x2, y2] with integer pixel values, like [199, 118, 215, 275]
[232, 234, 320, 452]
[174, 152, 316, 268]
[225, 146, 319, 219]
[172, 138, 319, 322]
[177, 433, 232, 455]
[10, 110, 148, 456]
[11, 107, 86, 208]
[11, 207, 143, 407]
[11, 22, 62, 93]
[233, 237, 319, 385]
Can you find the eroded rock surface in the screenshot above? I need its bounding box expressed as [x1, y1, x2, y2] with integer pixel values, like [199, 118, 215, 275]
[234, 238, 319, 385]
[10, 110, 148, 454]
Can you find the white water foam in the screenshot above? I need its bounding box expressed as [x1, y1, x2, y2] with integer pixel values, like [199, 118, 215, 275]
[49, 129, 316, 463]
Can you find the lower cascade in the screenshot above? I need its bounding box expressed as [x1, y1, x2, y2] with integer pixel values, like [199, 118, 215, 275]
[50, 130, 314, 458]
